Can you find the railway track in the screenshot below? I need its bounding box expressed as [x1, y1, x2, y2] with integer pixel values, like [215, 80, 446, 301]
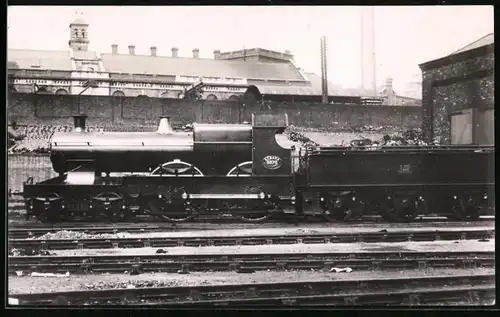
[8, 228, 495, 250]
[7, 197, 496, 224]
[8, 272, 495, 306]
[8, 251, 495, 275]
[8, 220, 496, 239]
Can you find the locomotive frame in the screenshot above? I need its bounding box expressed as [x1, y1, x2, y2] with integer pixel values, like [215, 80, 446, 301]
[23, 114, 494, 223]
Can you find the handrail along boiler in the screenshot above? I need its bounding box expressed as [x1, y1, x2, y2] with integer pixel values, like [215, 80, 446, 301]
[23, 114, 494, 223]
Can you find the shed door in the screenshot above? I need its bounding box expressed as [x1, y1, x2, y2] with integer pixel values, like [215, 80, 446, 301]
[450, 109, 473, 145]
[476, 108, 494, 145]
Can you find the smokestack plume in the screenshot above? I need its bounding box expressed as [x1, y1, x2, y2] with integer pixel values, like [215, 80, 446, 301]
[111, 44, 118, 55]
[73, 115, 88, 133]
[320, 36, 329, 104]
[157, 116, 173, 134]
[128, 45, 135, 55]
[171, 47, 178, 58]
[150, 46, 157, 57]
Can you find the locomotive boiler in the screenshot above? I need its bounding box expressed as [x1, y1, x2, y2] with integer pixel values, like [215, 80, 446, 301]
[23, 113, 494, 224]
[50, 115, 254, 177]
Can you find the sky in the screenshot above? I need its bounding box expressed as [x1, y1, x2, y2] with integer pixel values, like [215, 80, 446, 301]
[7, 6, 494, 91]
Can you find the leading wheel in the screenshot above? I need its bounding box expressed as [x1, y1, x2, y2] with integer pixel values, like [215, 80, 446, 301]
[34, 193, 64, 223]
[91, 192, 125, 222]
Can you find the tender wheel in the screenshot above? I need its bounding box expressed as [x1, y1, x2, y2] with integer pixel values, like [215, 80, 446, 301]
[381, 195, 418, 223]
[147, 190, 194, 223]
[321, 192, 362, 222]
[449, 196, 481, 221]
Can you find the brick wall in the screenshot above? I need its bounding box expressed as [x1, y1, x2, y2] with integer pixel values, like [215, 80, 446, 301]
[8, 93, 422, 130]
[421, 46, 494, 143]
[8, 154, 56, 192]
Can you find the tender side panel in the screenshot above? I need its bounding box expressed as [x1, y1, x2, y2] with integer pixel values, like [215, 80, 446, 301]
[306, 148, 494, 188]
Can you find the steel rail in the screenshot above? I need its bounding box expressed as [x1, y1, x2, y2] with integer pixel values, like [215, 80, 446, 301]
[8, 273, 495, 306]
[8, 251, 495, 274]
[8, 229, 495, 250]
[8, 221, 496, 239]
[125, 285, 497, 306]
[7, 203, 496, 226]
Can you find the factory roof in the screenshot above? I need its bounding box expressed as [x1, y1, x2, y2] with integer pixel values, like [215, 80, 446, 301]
[450, 33, 494, 56]
[8, 49, 74, 70]
[419, 33, 494, 71]
[100, 53, 305, 80]
[7, 48, 306, 81]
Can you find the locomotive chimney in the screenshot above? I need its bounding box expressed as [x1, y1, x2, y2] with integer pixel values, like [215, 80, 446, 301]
[157, 116, 173, 134]
[73, 115, 88, 133]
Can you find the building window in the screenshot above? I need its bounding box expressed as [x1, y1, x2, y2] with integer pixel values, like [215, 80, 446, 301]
[81, 30, 86, 38]
[136, 95, 151, 104]
[55, 88, 69, 95]
[36, 86, 50, 94]
[206, 94, 218, 101]
[228, 95, 239, 101]
[113, 90, 125, 97]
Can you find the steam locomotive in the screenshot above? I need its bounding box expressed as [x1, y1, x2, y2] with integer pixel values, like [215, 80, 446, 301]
[23, 114, 494, 223]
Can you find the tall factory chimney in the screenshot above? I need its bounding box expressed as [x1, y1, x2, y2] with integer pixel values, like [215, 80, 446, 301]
[320, 36, 329, 104]
[360, 6, 377, 96]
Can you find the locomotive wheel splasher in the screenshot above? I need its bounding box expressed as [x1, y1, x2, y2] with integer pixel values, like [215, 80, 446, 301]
[226, 161, 253, 177]
[150, 160, 204, 176]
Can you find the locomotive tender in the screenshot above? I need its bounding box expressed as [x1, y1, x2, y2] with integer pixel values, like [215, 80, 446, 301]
[23, 114, 494, 223]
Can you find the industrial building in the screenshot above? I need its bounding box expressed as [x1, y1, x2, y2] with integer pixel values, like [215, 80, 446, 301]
[8, 14, 418, 105]
[419, 33, 494, 145]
